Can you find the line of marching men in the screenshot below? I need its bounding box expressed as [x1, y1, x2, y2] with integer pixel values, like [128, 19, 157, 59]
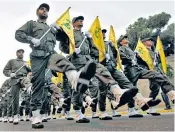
[0, 3, 174, 129]
[0, 27, 174, 126]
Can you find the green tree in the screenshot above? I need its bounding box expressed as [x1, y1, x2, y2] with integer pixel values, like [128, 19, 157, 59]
[160, 23, 174, 44]
[146, 12, 171, 29]
[125, 12, 172, 50]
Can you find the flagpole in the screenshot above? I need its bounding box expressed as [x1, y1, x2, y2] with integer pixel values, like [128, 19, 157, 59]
[39, 28, 52, 41]
[78, 36, 87, 49]
[14, 64, 25, 74]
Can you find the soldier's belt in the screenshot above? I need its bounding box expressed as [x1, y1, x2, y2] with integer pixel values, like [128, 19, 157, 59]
[32, 49, 53, 57]
[13, 74, 27, 79]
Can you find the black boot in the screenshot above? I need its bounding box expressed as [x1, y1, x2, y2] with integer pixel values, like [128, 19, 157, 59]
[141, 99, 161, 111]
[77, 61, 96, 93]
[76, 118, 90, 123]
[32, 122, 44, 129]
[115, 88, 138, 109]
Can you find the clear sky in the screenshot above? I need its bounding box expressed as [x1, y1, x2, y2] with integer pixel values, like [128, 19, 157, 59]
[0, 0, 174, 86]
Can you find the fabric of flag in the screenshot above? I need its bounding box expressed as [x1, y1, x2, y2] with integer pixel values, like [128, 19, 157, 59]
[135, 39, 154, 70]
[156, 36, 167, 74]
[26, 60, 31, 69]
[56, 7, 75, 54]
[89, 16, 106, 62]
[109, 25, 123, 70]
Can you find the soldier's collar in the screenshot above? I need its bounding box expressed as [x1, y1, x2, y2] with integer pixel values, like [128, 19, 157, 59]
[73, 28, 81, 32]
[144, 45, 152, 50]
[37, 19, 47, 24]
[146, 47, 152, 51]
[16, 58, 23, 61]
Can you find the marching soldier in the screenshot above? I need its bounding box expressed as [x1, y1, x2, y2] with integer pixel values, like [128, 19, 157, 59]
[118, 34, 175, 113]
[15, 3, 96, 128]
[0, 79, 11, 123]
[3, 49, 31, 124]
[138, 35, 172, 115]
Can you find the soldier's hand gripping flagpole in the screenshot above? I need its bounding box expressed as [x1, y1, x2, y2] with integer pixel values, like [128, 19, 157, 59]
[76, 36, 87, 52]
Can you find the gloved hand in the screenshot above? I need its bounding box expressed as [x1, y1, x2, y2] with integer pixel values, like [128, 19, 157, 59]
[153, 61, 157, 66]
[27, 86, 32, 93]
[85, 31, 92, 38]
[24, 62, 29, 68]
[22, 88, 27, 91]
[10, 73, 16, 78]
[7, 89, 11, 93]
[19, 101, 22, 106]
[31, 38, 40, 47]
[155, 50, 159, 55]
[131, 60, 137, 66]
[50, 23, 61, 31]
[107, 40, 113, 46]
[55, 106, 59, 109]
[134, 51, 140, 58]
[75, 48, 81, 54]
[105, 53, 111, 60]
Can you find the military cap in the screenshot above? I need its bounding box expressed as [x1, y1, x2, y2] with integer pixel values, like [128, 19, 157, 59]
[72, 16, 84, 24]
[140, 33, 153, 42]
[117, 34, 128, 45]
[141, 37, 153, 42]
[38, 3, 50, 11]
[102, 29, 107, 33]
[16, 49, 24, 53]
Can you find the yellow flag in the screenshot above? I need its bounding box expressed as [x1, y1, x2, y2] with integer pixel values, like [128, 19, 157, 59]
[109, 25, 122, 70]
[50, 52, 63, 85]
[156, 36, 167, 74]
[57, 72, 63, 84]
[51, 76, 59, 85]
[56, 7, 75, 54]
[27, 59, 31, 69]
[51, 72, 63, 85]
[89, 16, 105, 62]
[135, 39, 154, 70]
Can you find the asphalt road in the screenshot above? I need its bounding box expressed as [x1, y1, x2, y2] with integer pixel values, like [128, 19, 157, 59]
[0, 113, 174, 131]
